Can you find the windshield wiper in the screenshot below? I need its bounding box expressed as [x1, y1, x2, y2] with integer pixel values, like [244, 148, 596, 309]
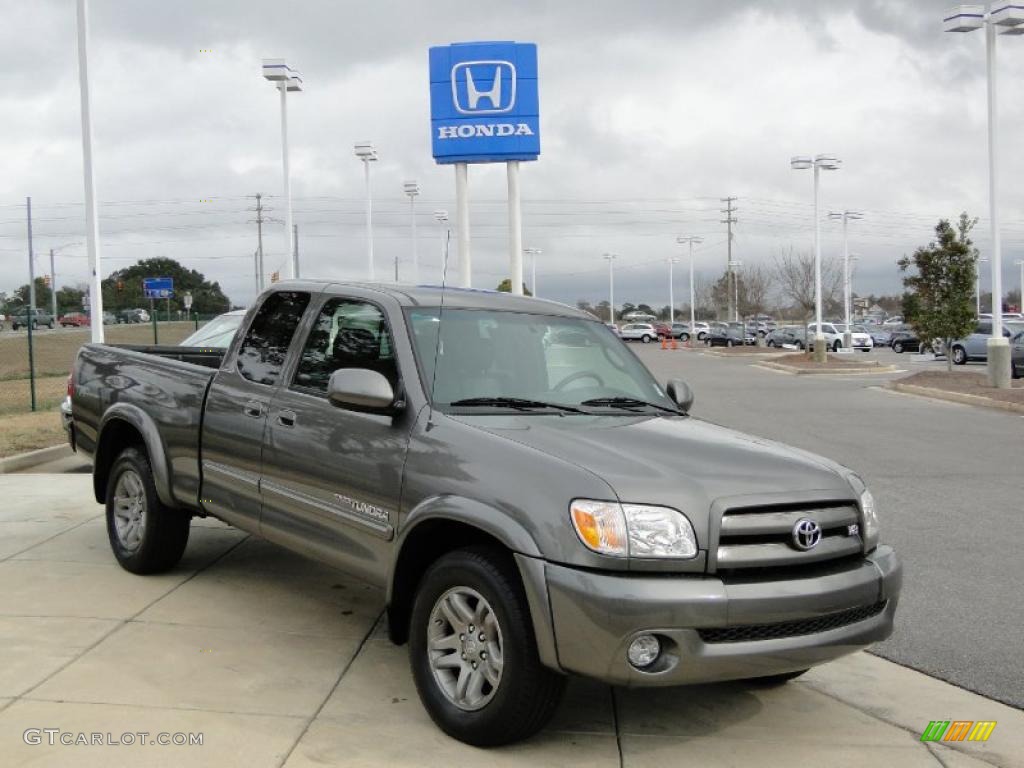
[448, 397, 585, 414]
[579, 397, 682, 415]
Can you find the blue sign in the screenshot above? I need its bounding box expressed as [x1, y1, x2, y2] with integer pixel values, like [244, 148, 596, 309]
[429, 41, 539, 164]
[142, 277, 173, 300]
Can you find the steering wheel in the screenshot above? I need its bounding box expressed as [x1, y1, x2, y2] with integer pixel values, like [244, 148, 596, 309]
[553, 371, 604, 391]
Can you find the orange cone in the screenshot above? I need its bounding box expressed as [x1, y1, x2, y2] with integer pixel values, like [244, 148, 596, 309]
[671, 337, 678, 350]
[660, 336, 667, 350]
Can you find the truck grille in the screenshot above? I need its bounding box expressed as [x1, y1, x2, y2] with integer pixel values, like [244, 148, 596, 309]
[697, 601, 887, 643]
[715, 503, 863, 572]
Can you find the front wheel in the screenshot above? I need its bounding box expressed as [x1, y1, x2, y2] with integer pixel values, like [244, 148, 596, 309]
[105, 447, 190, 574]
[409, 548, 565, 746]
[893, 342, 904, 354]
[726, 339, 734, 348]
[952, 346, 967, 365]
[680, 333, 690, 342]
[833, 340, 842, 352]
[641, 334, 652, 343]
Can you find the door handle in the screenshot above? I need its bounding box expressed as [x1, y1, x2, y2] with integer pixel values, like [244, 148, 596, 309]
[243, 401, 264, 418]
[277, 409, 296, 427]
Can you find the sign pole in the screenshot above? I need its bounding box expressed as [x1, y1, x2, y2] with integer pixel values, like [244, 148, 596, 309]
[507, 161, 523, 295]
[455, 162, 471, 287]
[26, 197, 37, 412]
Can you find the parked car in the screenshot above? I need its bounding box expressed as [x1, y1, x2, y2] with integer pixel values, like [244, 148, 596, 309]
[605, 323, 621, 337]
[1011, 330, 1024, 379]
[868, 327, 893, 347]
[619, 322, 658, 343]
[0, 312, 5, 330]
[10, 307, 55, 330]
[117, 308, 151, 324]
[882, 315, 904, 326]
[652, 322, 673, 339]
[948, 321, 1024, 365]
[179, 309, 247, 348]
[765, 326, 806, 349]
[706, 322, 754, 347]
[103, 312, 117, 325]
[889, 329, 922, 354]
[59, 312, 90, 327]
[832, 324, 874, 352]
[66, 282, 900, 746]
[806, 322, 872, 352]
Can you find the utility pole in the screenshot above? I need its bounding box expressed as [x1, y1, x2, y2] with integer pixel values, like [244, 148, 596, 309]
[248, 194, 268, 294]
[49, 248, 58, 320]
[293, 224, 299, 279]
[720, 197, 738, 321]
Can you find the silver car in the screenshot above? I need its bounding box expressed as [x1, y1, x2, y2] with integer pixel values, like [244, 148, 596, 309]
[618, 322, 658, 343]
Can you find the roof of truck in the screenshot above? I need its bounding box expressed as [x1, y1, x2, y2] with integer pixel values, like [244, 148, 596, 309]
[267, 280, 593, 319]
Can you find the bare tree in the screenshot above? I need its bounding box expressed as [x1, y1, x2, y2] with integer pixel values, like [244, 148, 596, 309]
[739, 263, 775, 317]
[772, 247, 842, 320]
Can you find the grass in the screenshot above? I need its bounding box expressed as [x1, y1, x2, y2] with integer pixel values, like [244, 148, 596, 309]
[0, 408, 66, 458]
[898, 371, 1024, 404]
[0, 376, 67, 415]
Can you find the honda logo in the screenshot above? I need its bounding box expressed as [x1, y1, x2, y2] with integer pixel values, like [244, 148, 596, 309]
[451, 60, 516, 114]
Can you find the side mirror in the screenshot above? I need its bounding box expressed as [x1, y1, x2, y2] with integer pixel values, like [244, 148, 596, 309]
[665, 378, 694, 414]
[327, 369, 401, 414]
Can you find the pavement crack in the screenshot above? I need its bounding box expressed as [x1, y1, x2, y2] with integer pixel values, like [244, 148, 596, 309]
[610, 687, 624, 768]
[0, 512, 103, 563]
[276, 608, 384, 768]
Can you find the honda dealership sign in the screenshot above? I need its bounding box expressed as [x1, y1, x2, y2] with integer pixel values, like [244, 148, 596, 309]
[429, 41, 539, 164]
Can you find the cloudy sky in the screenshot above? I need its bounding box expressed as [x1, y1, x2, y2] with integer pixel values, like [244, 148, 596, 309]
[3, 0, 1024, 311]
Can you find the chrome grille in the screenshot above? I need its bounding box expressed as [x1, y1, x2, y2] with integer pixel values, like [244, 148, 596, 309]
[715, 503, 862, 571]
[697, 601, 887, 643]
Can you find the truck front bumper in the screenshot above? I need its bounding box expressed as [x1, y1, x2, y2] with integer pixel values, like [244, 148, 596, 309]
[539, 546, 901, 687]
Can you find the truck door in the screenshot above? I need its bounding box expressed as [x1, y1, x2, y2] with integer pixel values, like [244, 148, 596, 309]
[199, 290, 311, 533]
[259, 294, 411, 584]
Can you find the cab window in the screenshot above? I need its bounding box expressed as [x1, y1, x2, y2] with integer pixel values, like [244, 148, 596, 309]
[236, 291, 310, 386]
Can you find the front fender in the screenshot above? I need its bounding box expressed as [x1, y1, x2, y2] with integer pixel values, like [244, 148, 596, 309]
[94, 404, 174, 508]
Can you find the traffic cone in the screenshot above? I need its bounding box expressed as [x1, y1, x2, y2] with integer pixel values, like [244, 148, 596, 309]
[660, 336, 667, 350]
[671, 337, 678, 350]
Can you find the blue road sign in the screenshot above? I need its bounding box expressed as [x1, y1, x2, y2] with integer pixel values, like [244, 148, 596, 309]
[429, 41, 539, 164]
[142, 277, 174, 300]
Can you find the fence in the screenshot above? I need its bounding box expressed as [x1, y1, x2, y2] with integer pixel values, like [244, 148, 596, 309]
[0, 314, 218, 415]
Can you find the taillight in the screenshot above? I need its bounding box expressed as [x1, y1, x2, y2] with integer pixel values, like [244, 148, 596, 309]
[67, 373, 74, 398]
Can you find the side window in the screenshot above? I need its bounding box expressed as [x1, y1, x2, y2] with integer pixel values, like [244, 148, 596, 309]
[293, 298, 397, 395]
[236, 291, 310, 386]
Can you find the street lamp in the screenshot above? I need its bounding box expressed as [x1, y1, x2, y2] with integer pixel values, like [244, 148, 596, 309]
[434, 209, 449, 278]
[792, 153, 841, 361]
[1015, 259, 1024, 310]
[944, 4, 1024, 386]
[976, 256, 989, 317]
[677, 236, 703, 343]
[403, 181, 420, 284]
[666, 257, 680, 323]
[262, 59, 302, 280]
[524, 248, 542, 297]
[829, 210, 863, 348]
[603, 254, 617, 324]
[355, 141, 378, 280]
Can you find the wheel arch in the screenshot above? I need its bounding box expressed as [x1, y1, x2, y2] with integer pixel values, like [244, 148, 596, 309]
[92, 405, 174, 508]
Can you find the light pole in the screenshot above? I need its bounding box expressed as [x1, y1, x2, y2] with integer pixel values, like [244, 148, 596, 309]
[729, 260, 743, 329]
[262, 59, 302, 280]
[666, 257, 680, 323]
[976, 256, 989, 316]
[1015, 259, 1024, 311]
[434, 209, 449, 277]
[829, 210, 863, 348]
[403, 181, 419, 284]
[677, 236, 703, 343]
[354, 142, 378, 280]
[944, 3, 1024, 386]
[792, 154, 841, 362]
[524, 248, 542, 296]
[603, 254, 617, 325]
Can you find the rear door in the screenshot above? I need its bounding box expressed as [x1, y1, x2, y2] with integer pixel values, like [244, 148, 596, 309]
[258, 293, 411, 584]
[199, 290, 311, 532]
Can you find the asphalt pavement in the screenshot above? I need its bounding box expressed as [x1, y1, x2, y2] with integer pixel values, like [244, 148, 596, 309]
[637, 344, 1023, 709]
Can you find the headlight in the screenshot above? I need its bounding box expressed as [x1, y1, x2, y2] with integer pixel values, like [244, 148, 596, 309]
[570, 499, 698, 559]
[859, 489, 880, 551]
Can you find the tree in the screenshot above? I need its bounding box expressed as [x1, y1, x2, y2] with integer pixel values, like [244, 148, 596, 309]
[496, 279, 532, 296]
[772, 247, 842, 320]
[739, 263, 774, 318]
[898, 214, 978, 372]
[102, 257, 230, 316]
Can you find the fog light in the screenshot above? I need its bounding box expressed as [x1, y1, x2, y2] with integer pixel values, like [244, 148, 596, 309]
[627, 634, 661, 668]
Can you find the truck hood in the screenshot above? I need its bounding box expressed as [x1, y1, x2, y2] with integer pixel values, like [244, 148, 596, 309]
[450, 413, 856, 519]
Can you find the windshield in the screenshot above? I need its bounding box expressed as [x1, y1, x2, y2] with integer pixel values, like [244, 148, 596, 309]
[406, 309, 676, 413]
[180, 312, 244, 348]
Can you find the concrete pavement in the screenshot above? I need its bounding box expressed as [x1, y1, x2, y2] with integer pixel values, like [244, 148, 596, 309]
[1, 473, 1020, 767]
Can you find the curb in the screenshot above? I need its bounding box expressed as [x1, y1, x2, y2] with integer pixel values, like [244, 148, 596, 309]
[0, 444, 72, 474]
[756, 361, 899, 375]
[703, 349, 788, 358]
[887, 382, 1024, 414]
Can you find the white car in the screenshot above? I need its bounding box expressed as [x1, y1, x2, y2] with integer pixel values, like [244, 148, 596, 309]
[807, 322, 874, 352]
[618, 323, 658, 343]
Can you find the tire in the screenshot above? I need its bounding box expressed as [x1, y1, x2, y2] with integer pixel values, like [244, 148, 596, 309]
[680, 333, 690, 342]
[409, 547, 565, 746]
[745, 669, 809, 686]
[766, 340, 775, 348]
[641, 334, 652, 344]
[833, 340, 841, 352]
[951, 346, 967, 366]
[726, 339, 734, 348]
[105, 447, 190, 574]
[796, 341, 805, 350]
[47, 321, 54, 329]
[1013, 362, 1021, 380]
[893, 342, 904, 354]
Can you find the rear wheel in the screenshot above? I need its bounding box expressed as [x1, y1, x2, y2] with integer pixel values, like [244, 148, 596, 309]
[641, 334, 652, 343]
[893, 342, 904, 353]
[680, 332, 690, 342]
[105, 447, 190, 574]
[951, 346, 967, 365]
[726, 339, 734, 348]
[409, 548, 565, 746]
[766, 339, 776, 348]
[833, 340, 842, 352]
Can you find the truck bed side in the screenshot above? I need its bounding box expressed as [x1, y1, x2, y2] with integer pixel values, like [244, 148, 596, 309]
[72, 343, 223, 509]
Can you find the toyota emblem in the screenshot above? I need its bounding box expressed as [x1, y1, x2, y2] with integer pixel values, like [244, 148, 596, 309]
[792, 518, 822, 551]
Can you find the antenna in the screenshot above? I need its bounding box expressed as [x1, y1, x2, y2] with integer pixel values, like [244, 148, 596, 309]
[426, 227, 452, 430]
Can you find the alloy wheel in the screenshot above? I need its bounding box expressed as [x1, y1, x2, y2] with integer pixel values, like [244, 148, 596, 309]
[112, 469, 147, 552]
[427, 586, 504, 711]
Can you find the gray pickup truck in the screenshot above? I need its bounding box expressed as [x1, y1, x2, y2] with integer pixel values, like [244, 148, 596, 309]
[67, 282, 901, 746]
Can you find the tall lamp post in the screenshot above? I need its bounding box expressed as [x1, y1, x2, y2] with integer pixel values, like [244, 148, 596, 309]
[524, 247, 541, 296]
[944, 3, 1024, 387]
[403, 181, 420, 284]
[434, 209, 449, 277]
[976, 256, 989, 317]
[829, 210, 863, 348]
[355, 142, 378, 280]
[677, 236, 703, 343]
[603, 253, 617, 325]
[791, 154, 841, 362]
[666, 257, 680, 322]
[262, 59, 302, 280]
[1015, 259, 1024, 310]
